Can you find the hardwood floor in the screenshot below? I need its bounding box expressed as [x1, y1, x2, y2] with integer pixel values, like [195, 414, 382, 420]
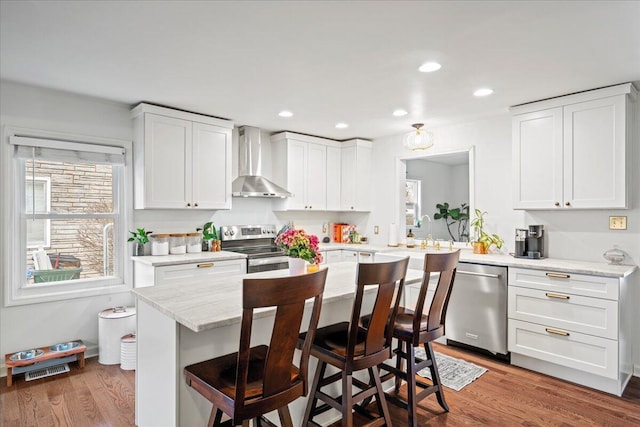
[1, 344, 639, 426]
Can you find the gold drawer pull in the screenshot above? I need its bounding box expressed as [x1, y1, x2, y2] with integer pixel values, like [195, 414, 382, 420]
[360, 253, 372, 257]
[197, 263, 214, 268]
[546, 272, 570, 279]
[545, 328, 570, 337]
[545, 292, 570, 300]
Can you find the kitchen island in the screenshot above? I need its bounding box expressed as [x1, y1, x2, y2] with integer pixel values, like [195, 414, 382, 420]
[132, 261, 424, 427]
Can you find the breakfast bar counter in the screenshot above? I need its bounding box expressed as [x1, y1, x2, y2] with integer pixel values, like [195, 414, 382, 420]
[132, 261, 423, 427]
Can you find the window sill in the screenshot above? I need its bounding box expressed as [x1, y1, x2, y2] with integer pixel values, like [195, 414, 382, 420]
[4, 281, 132, 307]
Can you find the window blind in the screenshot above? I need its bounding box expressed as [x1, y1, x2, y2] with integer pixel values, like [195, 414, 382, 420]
[10, 135, 126, 165]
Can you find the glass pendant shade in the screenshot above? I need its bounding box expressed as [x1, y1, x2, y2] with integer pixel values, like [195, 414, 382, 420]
[404, 123, 434, 150]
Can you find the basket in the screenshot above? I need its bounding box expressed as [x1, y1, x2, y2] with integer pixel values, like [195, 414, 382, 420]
[33, 268, 82, 283]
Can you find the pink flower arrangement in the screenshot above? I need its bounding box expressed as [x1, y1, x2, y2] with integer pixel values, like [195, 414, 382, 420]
[275, 228, 323, 264]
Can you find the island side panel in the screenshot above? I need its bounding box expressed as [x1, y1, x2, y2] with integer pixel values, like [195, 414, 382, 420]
[136, 299, 179, 426]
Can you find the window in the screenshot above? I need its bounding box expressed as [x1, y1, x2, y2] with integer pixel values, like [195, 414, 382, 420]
[26, 177, 51, 248]
[4, 130, 131, 306]
[405, 179, 421, 226]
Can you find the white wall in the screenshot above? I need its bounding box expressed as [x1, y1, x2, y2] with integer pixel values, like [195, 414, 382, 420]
[0, 80, 135, 368]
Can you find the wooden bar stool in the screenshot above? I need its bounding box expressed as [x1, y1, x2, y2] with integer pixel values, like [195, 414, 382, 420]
[378, 250, 460, 427]
[184, 268, 328, 427]
[299, 257, 409, 427]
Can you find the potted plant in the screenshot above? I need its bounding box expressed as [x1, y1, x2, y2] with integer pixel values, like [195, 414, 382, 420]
[197, 222, 220, 251]
[434, 202, 469, 242]
[275, 228, 323, 275]
[128, 227, 152, 256]
[470, 209, 504, 254]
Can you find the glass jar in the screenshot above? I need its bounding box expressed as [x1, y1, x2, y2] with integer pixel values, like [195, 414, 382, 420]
[169, 233, 187, 254]
[186, 232, 202, 253]
[150, 234, 170, 256]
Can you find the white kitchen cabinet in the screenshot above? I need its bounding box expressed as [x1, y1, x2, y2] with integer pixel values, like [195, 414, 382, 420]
[511, 83, 636, 210]
[342, 249, 375, 263]
[272, 132, 343, 211]
[131, 103, 233, 210]
[321, 250, 343, 265]
[508, 267, 634, 396]
[340, 139, 373, 211]
[133, 257, 246, 288]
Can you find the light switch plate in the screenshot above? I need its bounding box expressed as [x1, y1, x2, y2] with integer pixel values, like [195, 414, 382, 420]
[374, 225, 379, 235]
[609, 216, 627, 230]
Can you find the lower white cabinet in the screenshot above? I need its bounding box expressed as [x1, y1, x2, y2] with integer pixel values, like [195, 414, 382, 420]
[321, 249, 376, 264]
[134, 258, 246, 288]
[508, 267, 633, 396]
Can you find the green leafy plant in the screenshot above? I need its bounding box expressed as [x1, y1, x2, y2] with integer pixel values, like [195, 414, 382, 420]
[434, 202, 469, 241]
[128, 227, 153, 244]
[470, 209, 504, 252]
[197, 222, 218, 241]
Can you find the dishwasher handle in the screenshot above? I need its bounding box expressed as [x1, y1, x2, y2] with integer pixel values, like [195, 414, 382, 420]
[457, 270, 501, 279]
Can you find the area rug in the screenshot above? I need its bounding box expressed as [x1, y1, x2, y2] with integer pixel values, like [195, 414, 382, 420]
[414, 348, 488, 391]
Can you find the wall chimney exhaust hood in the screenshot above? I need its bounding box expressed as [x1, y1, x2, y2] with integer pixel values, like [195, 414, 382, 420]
[232, 126, 292, 198]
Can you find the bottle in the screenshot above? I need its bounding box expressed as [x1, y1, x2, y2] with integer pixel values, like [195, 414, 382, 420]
[406, 229, 415, 248]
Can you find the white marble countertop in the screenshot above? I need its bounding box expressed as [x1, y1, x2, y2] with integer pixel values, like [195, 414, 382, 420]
[319, 243, 636, 278]
[132, 262, 424, 333]
[130, 250, 246, 266]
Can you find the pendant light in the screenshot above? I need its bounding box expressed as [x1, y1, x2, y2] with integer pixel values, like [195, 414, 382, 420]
[404, 123, 434, 150]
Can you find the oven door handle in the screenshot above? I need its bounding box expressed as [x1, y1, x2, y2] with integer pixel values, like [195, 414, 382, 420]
[248, 256, 290, 266]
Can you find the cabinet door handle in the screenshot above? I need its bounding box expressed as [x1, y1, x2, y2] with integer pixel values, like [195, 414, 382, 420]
[360, 252, 372, 257]
[197, 263, 214, 268]
[565, 202, 571, 206]
[187, 203, 191, 207]
[309, 206, 312, 209]
[554, 202, 560, 207]
[545, 292, 570, 300]
[546, 272, 570, 279]
[545, 328, 570, 337]
[194, 203, 198, 207]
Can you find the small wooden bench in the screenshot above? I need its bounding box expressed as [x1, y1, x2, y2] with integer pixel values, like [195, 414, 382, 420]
[4, 339, 86, 387]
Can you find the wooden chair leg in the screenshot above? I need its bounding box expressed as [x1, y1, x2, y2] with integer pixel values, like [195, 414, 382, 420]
[303, 360, 327, 425]
[406, 343, 418, 427]
[341, 370, 353, 427]
[277, 405, 293, 427]
[370, 365, 392, 425]
[208, 407, 223, 427]
[425, 341, 449, 412]
[394, 340, 404, 392]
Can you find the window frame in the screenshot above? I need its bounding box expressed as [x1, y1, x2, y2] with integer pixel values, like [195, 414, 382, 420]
[3, 126, 133, 307]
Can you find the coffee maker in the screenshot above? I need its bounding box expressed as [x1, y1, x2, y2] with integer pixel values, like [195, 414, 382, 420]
[514, 225, 545, 259]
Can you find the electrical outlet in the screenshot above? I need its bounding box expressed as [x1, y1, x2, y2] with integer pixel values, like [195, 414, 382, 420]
[374, 225, 379, 235]
[609, 216, 627, 230]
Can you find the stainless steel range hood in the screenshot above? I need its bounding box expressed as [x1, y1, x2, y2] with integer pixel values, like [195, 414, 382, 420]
[232, 126, 292, 198]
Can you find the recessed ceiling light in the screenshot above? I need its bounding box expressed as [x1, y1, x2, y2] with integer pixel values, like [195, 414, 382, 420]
[278, 110, 293, 117]
[393, 109, 408, 117]
[473, 88, 494, 97]
[335, 123, 349, 129]
[418, 62, 441, 73]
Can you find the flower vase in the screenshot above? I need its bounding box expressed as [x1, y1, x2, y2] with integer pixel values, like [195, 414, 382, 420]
[288, 257, 307, 275]
[133, 242, 144, 256]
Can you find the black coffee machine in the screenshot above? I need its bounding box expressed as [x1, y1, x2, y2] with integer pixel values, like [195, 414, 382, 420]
[514, 225, 545, 259]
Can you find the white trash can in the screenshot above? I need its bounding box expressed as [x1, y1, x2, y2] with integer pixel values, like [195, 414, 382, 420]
[120, 333, 137, 371]
[98, 306, 136, 365]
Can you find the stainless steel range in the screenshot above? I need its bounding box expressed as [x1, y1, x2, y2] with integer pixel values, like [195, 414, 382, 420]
[220, 224, 289, 273]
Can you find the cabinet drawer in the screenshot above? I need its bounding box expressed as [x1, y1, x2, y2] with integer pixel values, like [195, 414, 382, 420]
[509, 268, 619, 300]
[155, 260, 244, 286]
[508, 286, 618, 339]
[508, 319, 618, 379]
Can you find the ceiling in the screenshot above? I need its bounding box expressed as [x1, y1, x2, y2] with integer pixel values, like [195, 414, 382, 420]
[1, 1, 639, 141]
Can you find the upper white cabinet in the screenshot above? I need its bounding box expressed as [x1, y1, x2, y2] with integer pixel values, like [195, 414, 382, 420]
[271, 132, 340, 211]
[340, 139, 372, 211]
[511, 83, 636, 210]
[131, 103, 233, 209]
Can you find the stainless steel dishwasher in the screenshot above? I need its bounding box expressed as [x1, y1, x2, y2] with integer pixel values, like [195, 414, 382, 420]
[445, 262, 509, 358]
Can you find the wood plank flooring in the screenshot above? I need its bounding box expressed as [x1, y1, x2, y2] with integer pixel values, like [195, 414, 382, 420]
[1, 343, 638, 426]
